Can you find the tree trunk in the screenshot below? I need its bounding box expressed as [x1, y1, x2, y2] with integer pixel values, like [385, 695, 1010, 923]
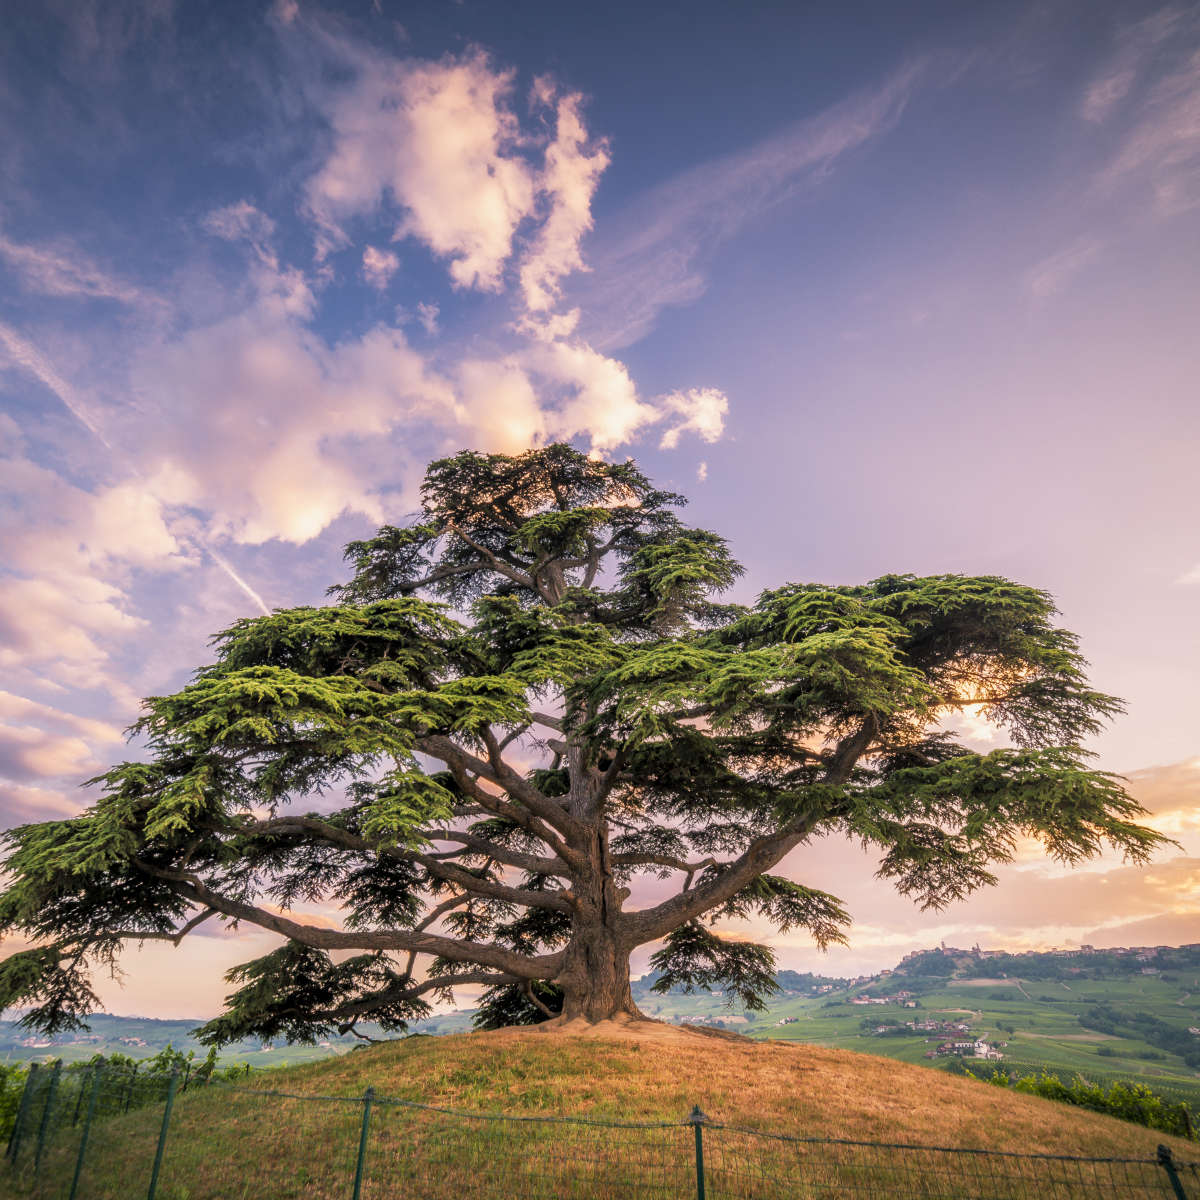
[551, 773, 643, 1022]
[556, 923, 641, 1022]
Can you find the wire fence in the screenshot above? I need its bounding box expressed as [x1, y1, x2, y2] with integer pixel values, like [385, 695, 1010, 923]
[5, 1062, 1200, 1199]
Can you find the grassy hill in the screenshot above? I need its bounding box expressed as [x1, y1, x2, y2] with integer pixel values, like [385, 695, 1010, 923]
[18, 1025, 1200, 1200]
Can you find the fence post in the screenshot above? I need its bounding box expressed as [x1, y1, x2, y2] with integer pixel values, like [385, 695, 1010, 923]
[71, 1068, 88, 1127]
[34, 1059, 63, 1177]
[124, 1062, 139, 1112]
[1157, 1145, 1189, 1200]
[146, 1068, 180, 1200]
[5, 1062, 38, 1163]
[352, 1086, 375, 1200]
[689, 1105, 708, 1200]
[68, 1065, 103, 1200]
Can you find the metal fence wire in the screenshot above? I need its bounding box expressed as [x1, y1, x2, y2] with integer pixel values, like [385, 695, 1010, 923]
[4, 1064, 1200, 1200]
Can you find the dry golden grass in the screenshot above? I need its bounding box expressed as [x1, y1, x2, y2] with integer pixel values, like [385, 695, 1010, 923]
[13, 1023, 1200, 1199]
[271, 1023, 1195, 1157]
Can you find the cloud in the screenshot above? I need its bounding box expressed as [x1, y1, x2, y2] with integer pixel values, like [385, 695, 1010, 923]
[1122, 758, 1200, 846]
[130, 302, 452, 544]
[0, 724, 102, 783]
[576, 56, 939, 349]
[0, 450, 187, 692]
[361, 244, 400, 289]
[0, 227, 151, 307]
[0, 25, 739, 778]
[299, 32, 614, 321]
[304, 47, 536, 285]
[1092, 11, 1200, 215]
[1026, 236, 1105, 298]
[0, 691, 124, 787]
[518, 81, 610, 313]
[1080, 7, 1186, 123]
[0, 692, 125, 747]
[455, 357, 547, 452]
[416, 301, 438, 334]
[202, 201, 277, 248]
[272, 0, 299, 26]
[1082, 69, 1137, 124]
[0, 320, 108, 441]
[0, 781, 82, 826]
[525, 338, 659, 452]
[657, 387, 728, 450]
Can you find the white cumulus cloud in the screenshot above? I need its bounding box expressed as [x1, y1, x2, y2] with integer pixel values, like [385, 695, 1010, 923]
[361, 244, 400, 289]
[304, 48, 535, 288]
[657, 387, 729, 449]
[519, 81, 610, 313]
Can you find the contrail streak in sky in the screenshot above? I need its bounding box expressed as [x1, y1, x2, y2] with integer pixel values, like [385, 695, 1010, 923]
[206, 547, 271, 616]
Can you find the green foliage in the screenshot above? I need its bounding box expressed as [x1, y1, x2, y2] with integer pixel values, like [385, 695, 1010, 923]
[1080, 1003, 1200, 1068]
[969, 1066, 1196, 1140]
[649, 922, 780, 1010]
[0, 1061, 28, 1143]
[708, 874, 850, 949]
[849, 747, 1161, 909]
[194, 944, 431, 1046]
[361, 772, 456, 848]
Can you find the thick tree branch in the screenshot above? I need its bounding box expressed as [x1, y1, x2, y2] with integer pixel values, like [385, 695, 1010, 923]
[238, 815, 572, 910]
[624, 719, 875, 944]
[428, 830, 570, 877]
[419, 733, 584, 847]
[109, 907, 218, 946]
[408, 850, 573, 912]
[521, 979, 557, 1018]
[445, 521, 536, 590]
[132, 860, 561, 980]
[612, 853, 718, 875]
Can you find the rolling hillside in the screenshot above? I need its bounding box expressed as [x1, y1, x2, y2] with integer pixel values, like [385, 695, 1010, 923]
[16, 1024, 1200, 1200]
[638, 944, 1200, 1108]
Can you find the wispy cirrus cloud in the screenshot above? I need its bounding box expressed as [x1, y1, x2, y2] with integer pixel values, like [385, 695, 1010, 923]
[574, 56, 946, 350]
[1088, 7, 1200, 215]
[0, 227, 153, 307]
[1026, 236, 1106, 298]
[1080, 7, 1184, 123]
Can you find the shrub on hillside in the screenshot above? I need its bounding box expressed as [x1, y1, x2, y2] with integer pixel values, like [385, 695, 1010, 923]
[0, 1046, 255, 1144]
[0, 1062, 28, 1143]
[969, 1067, 1194, 1140]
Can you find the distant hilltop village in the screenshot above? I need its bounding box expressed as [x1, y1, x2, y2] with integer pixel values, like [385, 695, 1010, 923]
[894, 942, 1187, 979]
[901, 942, 1176, 963]
[766, 942, 1197, 999]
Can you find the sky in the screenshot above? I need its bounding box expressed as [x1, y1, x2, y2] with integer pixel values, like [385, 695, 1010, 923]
[1, 0, 1199, 1019]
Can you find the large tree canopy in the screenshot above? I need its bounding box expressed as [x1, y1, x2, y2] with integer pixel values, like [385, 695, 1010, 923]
[0, 445, 1167, 1038]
